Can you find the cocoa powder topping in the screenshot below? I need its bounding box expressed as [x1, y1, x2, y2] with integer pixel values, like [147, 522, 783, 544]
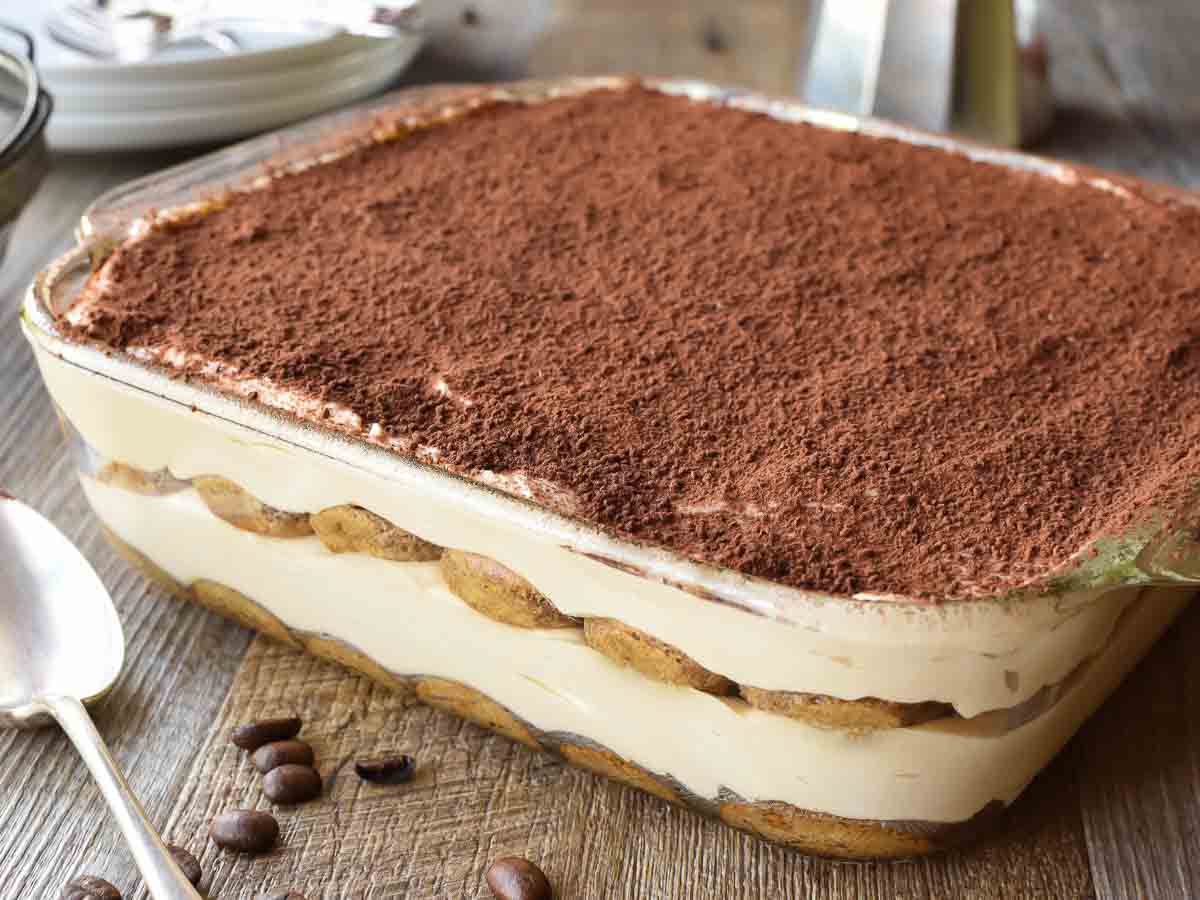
[68, 85, 1200, 598]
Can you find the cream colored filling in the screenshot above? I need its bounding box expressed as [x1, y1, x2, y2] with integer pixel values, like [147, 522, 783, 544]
[32, 345, 1157, 718]
[80, 476, 1191, 824]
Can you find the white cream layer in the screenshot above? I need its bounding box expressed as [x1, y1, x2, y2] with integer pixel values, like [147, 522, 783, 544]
[35, 346, 1154, 716]
[81, 476, 1191, 824]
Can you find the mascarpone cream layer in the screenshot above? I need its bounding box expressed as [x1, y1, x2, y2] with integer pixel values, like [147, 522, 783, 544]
[36, 345, 1141, 716]
[80, 476, 1192, 824]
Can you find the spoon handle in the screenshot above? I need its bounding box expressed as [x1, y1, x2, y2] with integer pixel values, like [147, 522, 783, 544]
[45, 695, 204, 900]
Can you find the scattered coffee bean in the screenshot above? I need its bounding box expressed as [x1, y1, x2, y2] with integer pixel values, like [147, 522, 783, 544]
[354, 754, 415, 785]
[701, 21, 728, 54]
[60, 876, 121, 900]
[485, 857, 552, 900]
[253, 739, 315, 774]
[210, 809, 280, 853]
[263, 763, 322, 804]
[231, 716, 302, 751]
[167, 845, 201, 886]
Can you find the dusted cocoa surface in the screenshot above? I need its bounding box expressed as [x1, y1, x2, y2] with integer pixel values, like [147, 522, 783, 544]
[69, 84, 1200, 598]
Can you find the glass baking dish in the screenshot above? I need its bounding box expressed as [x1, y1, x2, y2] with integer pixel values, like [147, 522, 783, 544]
[20, 77, 1200, 859]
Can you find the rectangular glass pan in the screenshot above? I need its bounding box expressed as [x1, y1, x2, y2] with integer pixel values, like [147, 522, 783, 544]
[21, 77, 1200, 857]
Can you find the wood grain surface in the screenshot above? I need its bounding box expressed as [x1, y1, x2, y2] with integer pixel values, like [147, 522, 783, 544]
[0, 1, 1198, 897]
[157, 637, 1100, 900]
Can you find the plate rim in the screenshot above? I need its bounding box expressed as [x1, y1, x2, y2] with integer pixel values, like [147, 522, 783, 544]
[39, 27, 377, 84]
[48, 35, 417, 110]
[45, 45, 418, 151]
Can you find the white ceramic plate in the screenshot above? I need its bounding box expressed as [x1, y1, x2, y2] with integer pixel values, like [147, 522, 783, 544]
[50, 36, 417, 113]
[47, 39, 420, 151]
[39, 29, 378, 89]
[1, 2, 360, 87]
[40, 28, 346, 85]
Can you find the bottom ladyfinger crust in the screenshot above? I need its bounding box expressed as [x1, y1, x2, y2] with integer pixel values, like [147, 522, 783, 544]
[192, 579, 303, 649]
[718, 802, 937, 859]
[99, 526, 993, 858]
[415, 676, 541, 749]
[310, 633, 416, 696]
[556, 742, 680, 805]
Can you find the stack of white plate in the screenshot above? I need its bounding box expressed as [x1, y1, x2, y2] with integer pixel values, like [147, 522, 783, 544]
[4, 2, 423, 152]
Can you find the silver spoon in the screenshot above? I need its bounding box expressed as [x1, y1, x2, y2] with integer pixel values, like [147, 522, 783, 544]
[0, 488, 202, 899]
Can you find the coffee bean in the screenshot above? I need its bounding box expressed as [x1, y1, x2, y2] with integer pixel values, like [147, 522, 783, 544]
[701, 21, 728, 54]
[231, 716, 302, 751]
[354, 754, 414, 785]
[167, 845, 201, 886]
[60, 875, 121, 900]
[253, 739, 315, 774]
[485, 857, 552, 900]
[210, 809, 280, 853]
[263, 764, 322, 804]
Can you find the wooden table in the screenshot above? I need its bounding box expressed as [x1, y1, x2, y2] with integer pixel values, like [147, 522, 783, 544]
[2, 2, 1198, 897]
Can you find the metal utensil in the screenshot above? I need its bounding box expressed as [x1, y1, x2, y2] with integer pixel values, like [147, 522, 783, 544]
[0, 489, 203, 899]
[801, 0, 1053, 146]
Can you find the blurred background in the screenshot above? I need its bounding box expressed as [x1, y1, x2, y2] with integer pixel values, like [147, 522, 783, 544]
[0, 0, 1196, 290]
[0, 1, 1194, 152]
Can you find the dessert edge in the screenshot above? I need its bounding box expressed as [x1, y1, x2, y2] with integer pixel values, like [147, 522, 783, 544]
[28, 342, 1196, 848]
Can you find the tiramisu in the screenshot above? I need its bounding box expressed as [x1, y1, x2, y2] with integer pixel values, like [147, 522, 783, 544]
[24, 78, 1200, 857]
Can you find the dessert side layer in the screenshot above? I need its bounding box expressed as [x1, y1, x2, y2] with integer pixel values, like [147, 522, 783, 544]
[35, 350, 1146, 718]
[63, 82, 1200, 600]
[77, 475, 1194, 826]
[30, 318, 1196, 852]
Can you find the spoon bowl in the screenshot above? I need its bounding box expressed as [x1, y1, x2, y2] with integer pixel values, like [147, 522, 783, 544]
[0, 490, 123, 725]
[0, 489, 203, 898]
